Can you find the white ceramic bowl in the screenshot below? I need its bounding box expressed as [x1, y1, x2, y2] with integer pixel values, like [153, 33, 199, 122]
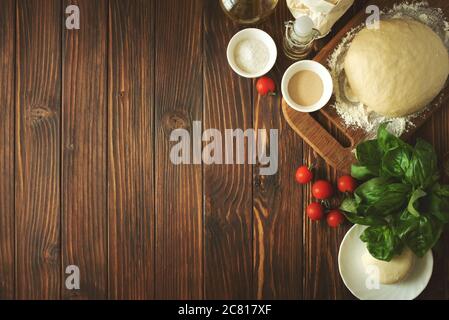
[338, 225, 434, 300]
[227, 28, 277, 79]
[281, 60, 333, 113]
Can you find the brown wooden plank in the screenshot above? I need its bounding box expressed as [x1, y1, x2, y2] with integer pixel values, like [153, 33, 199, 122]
[16, 0, 62, 299]
[155, 0, 203, 299]
[62, 0, 108, 299]
[203, 0, 253, 299]
[0, 0, 15, 300]
[252, 2, 304, 299]
[108, 0, 155, 300]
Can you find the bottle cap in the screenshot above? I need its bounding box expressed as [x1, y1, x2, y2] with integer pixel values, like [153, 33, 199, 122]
[294, 16, 315, 38]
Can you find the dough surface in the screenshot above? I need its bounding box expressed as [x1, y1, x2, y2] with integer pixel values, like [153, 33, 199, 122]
[362, 247, 415, 285]
[344, 19, 449, 117]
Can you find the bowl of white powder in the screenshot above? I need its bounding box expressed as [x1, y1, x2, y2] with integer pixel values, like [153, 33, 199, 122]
[227, 28, 277, 78]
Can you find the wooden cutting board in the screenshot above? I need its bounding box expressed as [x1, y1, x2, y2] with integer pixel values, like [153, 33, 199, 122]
[282, 4, 449, 174]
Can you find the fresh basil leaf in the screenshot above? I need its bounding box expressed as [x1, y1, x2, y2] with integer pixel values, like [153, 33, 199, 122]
[340, 197, 358, 213]
[394, 211, 443, 258]
[381, 147, 411, 179]
[351, 164, 379, 181]
[407, 189, 427, 217]
[343, 211, 388, 227]
[360, 226, 403, 261]
[405, 139, 439, 189]
[377, 123, 410, 153]
[425, 184, 449, 223]
[428, 194, 449, 223]
[393, 209, 418, 239]
[355, 140, 382, 165]
[340, 197, 387, 226]
[355, 178, 411, 216]
[352, 140, 383, 181]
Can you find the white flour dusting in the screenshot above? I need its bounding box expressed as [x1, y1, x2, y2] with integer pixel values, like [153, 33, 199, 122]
[327, 1, 449, 138]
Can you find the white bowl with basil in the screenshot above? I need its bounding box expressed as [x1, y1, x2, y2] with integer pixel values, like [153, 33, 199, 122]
[338, 124, 448, 300]
[339, 225, 433, 300]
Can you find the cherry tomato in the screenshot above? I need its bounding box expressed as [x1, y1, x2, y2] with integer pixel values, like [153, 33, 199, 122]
[295, 166, 313, 184]
[256, 76, 276, 96]
[338, 175, 358, 193]
[327, 210, 345, 228]
[312, 180, 334, 200]
[306, 202, 324, 221]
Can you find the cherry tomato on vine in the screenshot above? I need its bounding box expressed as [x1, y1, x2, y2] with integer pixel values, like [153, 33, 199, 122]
[327, 210, 345, 228]
[312, 180, 334, 200]
[295, 166, 314, 184]
[256, 76, 276, 96]
[306, 202, 324, 221]
[338, 175, 357, 193]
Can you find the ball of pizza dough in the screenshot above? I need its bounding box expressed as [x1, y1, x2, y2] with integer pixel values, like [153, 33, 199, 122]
[362, 247, 415, 285]
[344, 19, 449, 117]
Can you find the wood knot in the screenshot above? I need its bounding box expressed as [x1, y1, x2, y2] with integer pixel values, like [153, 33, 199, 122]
[162, 111, 190, 133]
[43, 244, 60, 264]
[28, 107, 55, 124]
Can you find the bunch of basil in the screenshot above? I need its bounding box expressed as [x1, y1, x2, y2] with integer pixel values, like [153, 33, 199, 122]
[340, 124, 449, 261]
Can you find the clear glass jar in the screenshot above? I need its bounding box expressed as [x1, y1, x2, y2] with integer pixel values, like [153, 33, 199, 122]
[283, 17, 320, 60]
[220, 0, 279, 25]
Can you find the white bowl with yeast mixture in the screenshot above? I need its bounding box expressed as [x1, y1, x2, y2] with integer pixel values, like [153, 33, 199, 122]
[227, 28, 277, 78]
[282, 60, 333, 113]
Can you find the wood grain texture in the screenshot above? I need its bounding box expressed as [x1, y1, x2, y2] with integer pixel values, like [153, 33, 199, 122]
[155, 0, 203, 300]
[15, 0, 61, 300]
[62, 0, 108, 299]
[253, 3, 304, 300]
[108, 0, 155, 300]
[0, 0, 446, 300]
[0, 0, 15, 300]
[203, 0, 253, 299]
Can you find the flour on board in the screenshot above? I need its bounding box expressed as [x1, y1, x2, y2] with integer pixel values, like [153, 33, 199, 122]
[327, 1, 449, 138]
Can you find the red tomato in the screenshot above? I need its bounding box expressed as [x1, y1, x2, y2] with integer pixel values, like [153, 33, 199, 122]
[327, 210, 345, 228]
[338, 175, 357, 193]
[312, 180, 334, 200]
[295, 166, 313, 184]
[256, 76, 276, 96]
[306, 202, 324, 221]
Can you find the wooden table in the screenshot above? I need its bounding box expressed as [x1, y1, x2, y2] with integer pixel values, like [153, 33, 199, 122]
[0, 0, 448, 300]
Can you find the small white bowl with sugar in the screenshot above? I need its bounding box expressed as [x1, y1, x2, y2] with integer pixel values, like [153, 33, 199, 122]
[227, 28, 277, 79]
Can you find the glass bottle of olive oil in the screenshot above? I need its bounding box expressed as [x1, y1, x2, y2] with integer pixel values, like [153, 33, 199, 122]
[220, 0, 278, 25]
